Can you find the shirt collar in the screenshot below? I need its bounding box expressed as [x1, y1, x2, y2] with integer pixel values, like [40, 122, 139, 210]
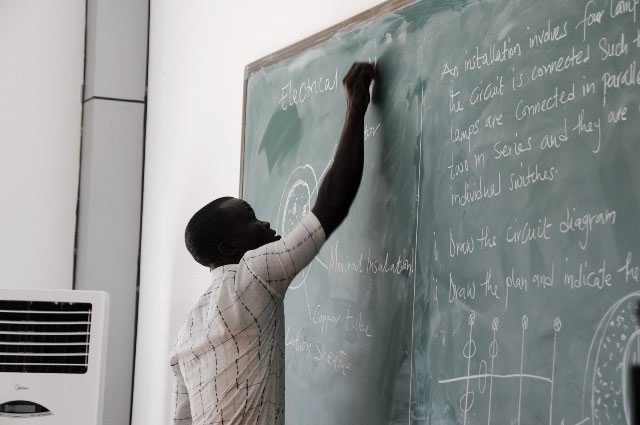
[211, 264, 237, 280]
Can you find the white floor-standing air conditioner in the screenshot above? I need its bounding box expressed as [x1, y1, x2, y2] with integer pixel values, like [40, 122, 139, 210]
[0, 289, 109, 424]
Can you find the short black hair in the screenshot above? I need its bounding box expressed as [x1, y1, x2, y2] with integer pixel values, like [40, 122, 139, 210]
[184, 197, 233, 267]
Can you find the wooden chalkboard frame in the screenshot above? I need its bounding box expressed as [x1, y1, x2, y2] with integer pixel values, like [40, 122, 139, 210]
[239, 0, 418, 197]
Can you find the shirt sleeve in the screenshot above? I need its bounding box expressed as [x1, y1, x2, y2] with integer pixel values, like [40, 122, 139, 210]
[237, 212, 326, 299]
[169, 356, 192, 425]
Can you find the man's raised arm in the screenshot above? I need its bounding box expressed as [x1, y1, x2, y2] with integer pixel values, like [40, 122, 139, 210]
[312, 62, 376, 237]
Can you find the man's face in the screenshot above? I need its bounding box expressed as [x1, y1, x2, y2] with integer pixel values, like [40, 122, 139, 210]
[220, 198, 280, 254]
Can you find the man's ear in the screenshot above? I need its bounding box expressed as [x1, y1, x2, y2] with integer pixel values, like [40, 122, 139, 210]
[217, 240, 241, 259]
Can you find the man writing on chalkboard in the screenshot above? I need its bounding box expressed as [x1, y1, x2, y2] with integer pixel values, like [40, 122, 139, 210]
[169, 62, 376, 425]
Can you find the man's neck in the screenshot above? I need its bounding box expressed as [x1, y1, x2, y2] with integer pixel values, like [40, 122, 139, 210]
[211, 258, 240, 270]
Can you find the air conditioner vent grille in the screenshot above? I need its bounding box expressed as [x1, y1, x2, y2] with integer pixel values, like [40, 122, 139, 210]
[0, 300, 92, 374]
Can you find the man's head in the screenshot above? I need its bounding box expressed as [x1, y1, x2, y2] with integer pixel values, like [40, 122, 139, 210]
[185, 197, 280, 268]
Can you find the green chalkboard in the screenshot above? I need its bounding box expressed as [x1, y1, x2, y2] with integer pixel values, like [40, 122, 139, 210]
[241, 0, 640, 424]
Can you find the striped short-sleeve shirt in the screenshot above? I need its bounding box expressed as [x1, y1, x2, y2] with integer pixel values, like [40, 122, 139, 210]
[170, 212, 325, 425]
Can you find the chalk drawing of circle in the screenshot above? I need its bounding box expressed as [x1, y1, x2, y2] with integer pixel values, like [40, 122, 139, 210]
[277, 164, 318, 290]
[489, 338, 499, 359]
[553, 317, 562, 332]
[463, 340, 477, 359]
[491, 317, 499, 331]
[582, 291, 640, 425]
[459, 391, 475, 413]
[282, 181, 311, 236]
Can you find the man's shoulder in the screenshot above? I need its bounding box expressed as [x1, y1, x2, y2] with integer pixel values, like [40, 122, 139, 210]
[242, 212, 326, 263]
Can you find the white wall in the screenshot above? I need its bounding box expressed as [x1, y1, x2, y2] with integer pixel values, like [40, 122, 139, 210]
[0, 1, 85, 290]
[132, 1, 385, 423]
